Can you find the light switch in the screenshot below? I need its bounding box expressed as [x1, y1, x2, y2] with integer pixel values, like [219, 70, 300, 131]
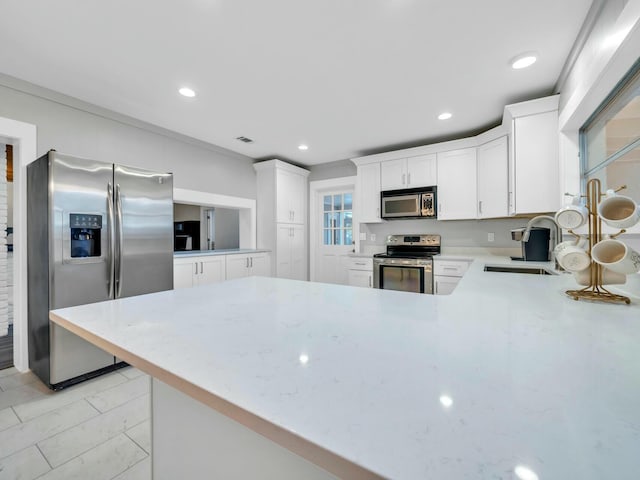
[359, 232, 367, 240]
[488, 232, 495, 242]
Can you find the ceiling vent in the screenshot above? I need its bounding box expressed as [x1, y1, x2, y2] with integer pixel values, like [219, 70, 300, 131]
[236, 136, 254, 144]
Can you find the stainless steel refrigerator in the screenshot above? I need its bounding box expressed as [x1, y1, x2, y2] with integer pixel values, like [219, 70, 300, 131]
[27, 150, 173, 389]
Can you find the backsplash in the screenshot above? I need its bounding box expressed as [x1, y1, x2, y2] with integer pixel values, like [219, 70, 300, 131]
[359, 218, 640, 253]
[359, 218, 532, 249]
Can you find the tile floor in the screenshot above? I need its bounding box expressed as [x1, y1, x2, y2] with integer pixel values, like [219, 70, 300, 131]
[0, 366, 151, 480]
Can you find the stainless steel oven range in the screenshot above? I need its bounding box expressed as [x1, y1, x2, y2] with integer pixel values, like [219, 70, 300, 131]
[373, 234, 441, 294]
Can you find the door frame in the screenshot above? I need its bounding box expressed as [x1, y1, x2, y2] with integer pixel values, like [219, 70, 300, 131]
[309, 176, 356, 282]
[0, 116, 37, 372]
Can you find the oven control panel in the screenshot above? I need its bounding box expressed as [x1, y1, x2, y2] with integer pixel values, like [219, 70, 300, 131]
[385, 234, 440, 246]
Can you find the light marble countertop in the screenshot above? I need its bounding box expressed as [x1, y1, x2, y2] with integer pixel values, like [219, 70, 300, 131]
[50, 258, 640, 479]
[174, 248, 270, 258]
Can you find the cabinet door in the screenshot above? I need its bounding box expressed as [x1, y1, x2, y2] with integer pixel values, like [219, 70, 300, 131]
[197, 257, 226, 286]
[357, 164, 382, 223]
[290, 225, 306, 280]
[276, 169, 295, 223]
[512, 111, 560, 214]
[434, 275, 460, 295]
[226, 255, 249, 280]
[174, 260, 195, 289]
[348, 269, 373, 288]
[477, 136, 508, 218]
[380, 159, 406, 190]
[276, 225, 293, 279]
[249, 254, 271, 277]
[276, 169, 306, 224]
[437, 148, 478, 220]
[289, 173, 306, 224]
[406, 154, 437, 188]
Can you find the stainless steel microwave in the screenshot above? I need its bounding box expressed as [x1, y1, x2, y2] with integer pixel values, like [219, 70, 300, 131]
[381, 187, 437, 219]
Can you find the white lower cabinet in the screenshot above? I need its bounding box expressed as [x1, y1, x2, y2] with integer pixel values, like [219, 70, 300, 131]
[276, 224, 305, 280]
[226, 253, 271, 280]
[434, 276, 460, 295]
[433, 259, 471, 295]
[174, 256, 226, 289]
[346, 257, 373, 288]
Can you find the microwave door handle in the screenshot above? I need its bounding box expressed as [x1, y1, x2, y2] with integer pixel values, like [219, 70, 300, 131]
[107, 182, 115, 298]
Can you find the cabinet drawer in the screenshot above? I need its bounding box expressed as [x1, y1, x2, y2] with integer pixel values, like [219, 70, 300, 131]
[433, 260, 471, 277]
[346, 257, 373, 271]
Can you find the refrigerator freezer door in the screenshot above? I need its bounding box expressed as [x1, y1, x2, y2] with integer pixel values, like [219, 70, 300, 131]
[49, 152, 115, 384]
[114, 164, 173, 298]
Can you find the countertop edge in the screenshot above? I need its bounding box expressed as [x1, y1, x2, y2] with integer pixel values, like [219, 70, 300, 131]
[174, 249, 271, 258]
[48, 310, 382, 480]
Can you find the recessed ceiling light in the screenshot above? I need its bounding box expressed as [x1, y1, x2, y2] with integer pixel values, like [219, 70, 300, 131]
[439, 395, 453, 408]
[178, 87, 196, 98]
[438, 112, 452, 120]
[511, 53, 538, 70]
[514, 465, 539, 480]
[298, 144, 309, 151]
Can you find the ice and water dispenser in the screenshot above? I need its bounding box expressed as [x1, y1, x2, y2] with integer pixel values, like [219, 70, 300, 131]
[69, 213, 102, 258]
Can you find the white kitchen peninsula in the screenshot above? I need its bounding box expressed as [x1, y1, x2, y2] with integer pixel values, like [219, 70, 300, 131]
[50, 266, 640, 479]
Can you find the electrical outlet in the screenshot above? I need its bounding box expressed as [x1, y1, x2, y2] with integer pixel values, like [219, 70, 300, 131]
[488, 232, 495, 242]
[370, 234, 376, 242]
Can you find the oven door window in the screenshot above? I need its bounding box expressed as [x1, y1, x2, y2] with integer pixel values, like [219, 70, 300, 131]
[380, 265, 424, 293]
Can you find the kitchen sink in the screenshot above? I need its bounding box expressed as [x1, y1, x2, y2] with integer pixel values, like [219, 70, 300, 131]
[483, 265, 557, 275]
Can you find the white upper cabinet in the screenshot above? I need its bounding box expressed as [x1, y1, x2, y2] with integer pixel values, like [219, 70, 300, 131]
[437, 148, 477, 220]
[380, 154, 437, 190]
[477, 136, 508, 218]
[504, 95, 560, 215]
[276, 168, 306, 224]
[356, 163, 382, 223]
[352, 95, 560, 223]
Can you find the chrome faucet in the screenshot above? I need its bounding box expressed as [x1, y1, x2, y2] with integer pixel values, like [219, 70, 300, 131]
[522, 215, 563, 269]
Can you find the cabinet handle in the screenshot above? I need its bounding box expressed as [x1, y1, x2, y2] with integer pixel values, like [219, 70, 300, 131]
[478, 200, 483, 214]
[355, 262, 366, 266]
[509, 191, 513, 208]
[194, 262, 198, 275]
[407, 173, 411, 185]
[250, 257, 253, 268]
[402, 173, 406, 185]
[438, 203, 442, 215]
[201, 262, 204, 274]
[368, 275, 372, 287]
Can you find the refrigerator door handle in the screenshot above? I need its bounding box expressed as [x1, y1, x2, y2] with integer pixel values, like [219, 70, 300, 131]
[107, 182, 116, 298]
[115, 184, 124, 298]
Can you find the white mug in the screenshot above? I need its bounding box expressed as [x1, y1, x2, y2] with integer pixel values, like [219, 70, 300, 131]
[555, 196, 589, 230]
[572, 266, 627, 286]
[597, 190, 640, 229]
[591, 239, 640, 274]
[554, 237, 590, 272]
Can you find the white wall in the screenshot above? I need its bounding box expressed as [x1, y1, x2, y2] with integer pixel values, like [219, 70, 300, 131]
[0, 76, 257, 199]
[214, 208, 240, 250]
[174, 203, 201, 222]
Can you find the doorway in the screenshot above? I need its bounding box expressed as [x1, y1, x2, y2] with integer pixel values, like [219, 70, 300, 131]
[0, 144, 14, 369]
[309, 177, 356, 284]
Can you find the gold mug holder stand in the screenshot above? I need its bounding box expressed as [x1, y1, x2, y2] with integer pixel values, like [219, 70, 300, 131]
[565, 179, 630, 304]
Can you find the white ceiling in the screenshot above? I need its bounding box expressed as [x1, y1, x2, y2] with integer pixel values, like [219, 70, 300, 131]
[0, 0, 593, 166]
